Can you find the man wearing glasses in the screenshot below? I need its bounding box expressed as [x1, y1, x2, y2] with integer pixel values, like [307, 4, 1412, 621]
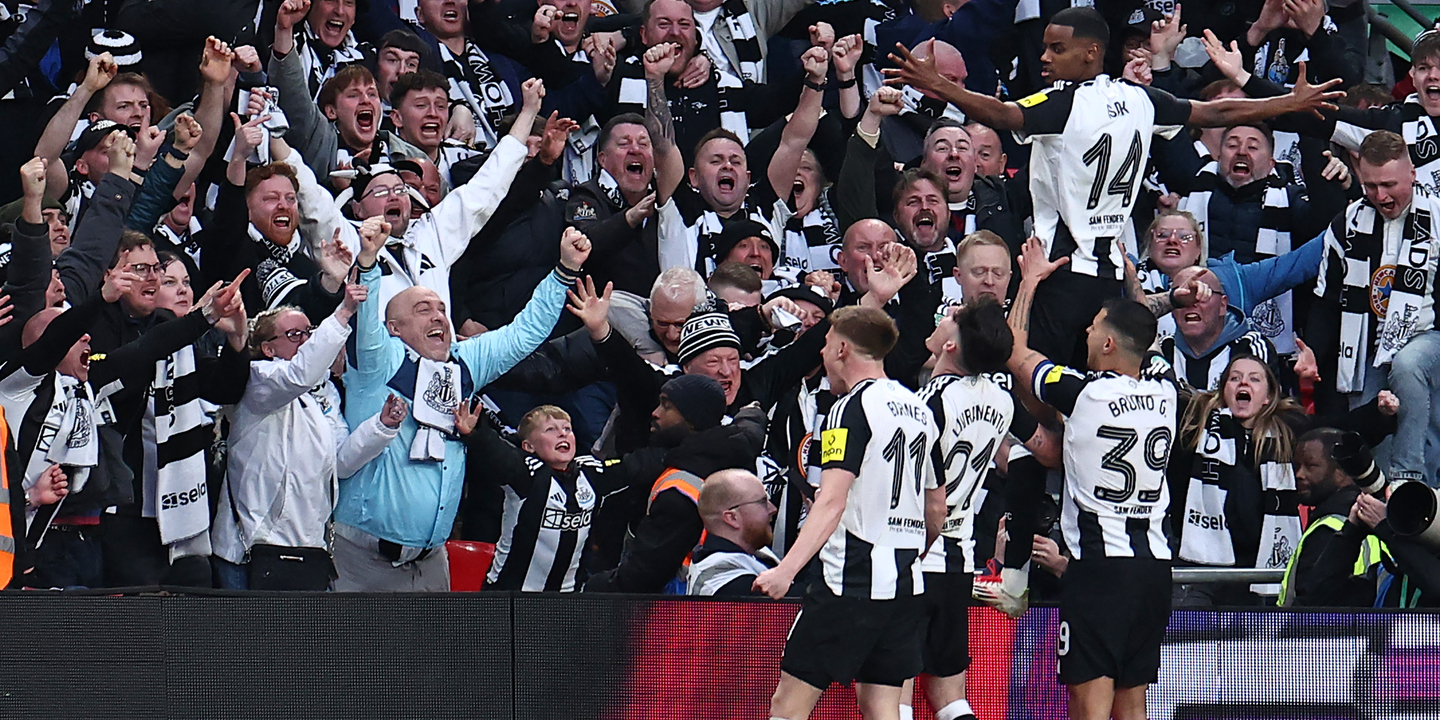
[688, 469, 781, 597]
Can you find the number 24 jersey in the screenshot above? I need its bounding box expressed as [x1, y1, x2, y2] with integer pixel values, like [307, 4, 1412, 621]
[1034, 360, 1178, 561]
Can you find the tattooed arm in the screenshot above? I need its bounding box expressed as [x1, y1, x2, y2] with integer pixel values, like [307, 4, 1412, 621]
[643, 43, 684, 205]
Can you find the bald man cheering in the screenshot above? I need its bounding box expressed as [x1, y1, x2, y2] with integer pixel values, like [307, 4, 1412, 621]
[333, 223, 592, 591]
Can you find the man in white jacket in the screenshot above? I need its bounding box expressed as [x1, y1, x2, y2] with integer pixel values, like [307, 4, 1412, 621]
[212, 276, 407, 590]
[272, 77, 546, 319]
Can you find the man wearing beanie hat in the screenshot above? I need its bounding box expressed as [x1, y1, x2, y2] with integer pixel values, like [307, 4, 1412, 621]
[655, 374, 727, 432]
[86, 30, 143, 73]
[711, 219, 781, 286]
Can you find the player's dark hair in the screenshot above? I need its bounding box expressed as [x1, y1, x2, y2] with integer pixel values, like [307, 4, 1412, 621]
[598, 113, 650, 154]
[954, 296, 1012, 375]
[892, 167, 950, 207]
[830, 306, 898, 360]
[388, 69, 448, 109]
[1098, 298, 1156, 358]
[709, 260, 762, 295]
[1049, 7, 1110, 51]
[1358, 130, 1408, 167]
[693, 128, 745, 164]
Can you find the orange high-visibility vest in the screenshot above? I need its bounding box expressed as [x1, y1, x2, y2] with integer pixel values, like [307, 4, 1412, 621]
[647, 468, 706, 570]
[0, 407, 17, 587]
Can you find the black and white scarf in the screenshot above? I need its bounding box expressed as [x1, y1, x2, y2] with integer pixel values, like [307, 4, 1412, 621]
[151, 346, 213, 547]
[248, 225, 308, 311]
[436, 40, 514, 150]
[1316, 195, 1438, 392]
[781, 194, 842, 272]
[899, 85, 965, 124]
[561, 46, 602, 185]
[1180, 408, 1301, 595]
[717, 0, 763, 84]
[296, 24, 367, 101]
[613, 54, 749, 144]
[1178, 164, 1296, 353]
[387, 351, 475, 462]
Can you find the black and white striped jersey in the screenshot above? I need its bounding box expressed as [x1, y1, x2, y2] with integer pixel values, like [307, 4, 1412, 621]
[489, 456, 627, 592]
[1033, 360, 1177, 561]
[1015, 75, 1191, 280]
[918, 373, 1015, 574]
[818, 377, 939, 599]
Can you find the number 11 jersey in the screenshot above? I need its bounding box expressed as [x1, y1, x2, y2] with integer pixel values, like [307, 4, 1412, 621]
[1033, 360, 1178, 561]
[818, 378, 940, 600]
[1015, 75, 1192, 280]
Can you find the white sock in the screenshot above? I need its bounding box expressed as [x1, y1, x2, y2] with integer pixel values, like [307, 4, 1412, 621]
[898, 704, 914, 720]
[936, 699, 976, 720]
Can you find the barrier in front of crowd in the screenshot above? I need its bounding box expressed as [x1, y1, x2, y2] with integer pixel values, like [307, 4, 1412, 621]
[1, 589, 1435, 719]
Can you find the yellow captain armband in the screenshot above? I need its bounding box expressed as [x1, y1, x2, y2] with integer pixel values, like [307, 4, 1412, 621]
[1042, 364, 1066, 385]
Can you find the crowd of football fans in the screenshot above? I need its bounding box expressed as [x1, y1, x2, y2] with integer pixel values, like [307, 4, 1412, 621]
[0, 0, 1437, 606]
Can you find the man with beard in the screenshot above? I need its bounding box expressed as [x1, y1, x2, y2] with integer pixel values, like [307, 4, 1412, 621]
[688, 469, 781, 596]
[202, 116, 353, 321]
[565, 113, 671, 297]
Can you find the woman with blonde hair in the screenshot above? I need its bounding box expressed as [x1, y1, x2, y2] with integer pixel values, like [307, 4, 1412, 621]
[1170, 355, 1397, 606]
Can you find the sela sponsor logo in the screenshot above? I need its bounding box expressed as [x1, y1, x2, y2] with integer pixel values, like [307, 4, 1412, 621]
[1187, 508, 1227, 531]
[542, 508, 593, 531]
[160, 480, 208, 510]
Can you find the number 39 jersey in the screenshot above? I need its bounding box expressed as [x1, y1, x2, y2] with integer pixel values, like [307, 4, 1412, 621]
[1033, 360, 1178, 561]
[1015, 75, 1192, 280]
[818, 377, 940, 599]
[918, 373, 1014, 574]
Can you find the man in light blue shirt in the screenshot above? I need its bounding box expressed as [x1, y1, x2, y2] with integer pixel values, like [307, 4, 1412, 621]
[333, 220, 593, 591]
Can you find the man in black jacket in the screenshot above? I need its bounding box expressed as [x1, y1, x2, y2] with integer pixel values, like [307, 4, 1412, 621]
[565, 113, 662, 298]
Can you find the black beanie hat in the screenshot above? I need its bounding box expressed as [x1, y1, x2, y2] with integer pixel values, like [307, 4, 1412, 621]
[660, 374, 727, 431]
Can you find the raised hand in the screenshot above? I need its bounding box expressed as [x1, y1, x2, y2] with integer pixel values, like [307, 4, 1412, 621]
[243, 87, 271, 118]
[82, 52, 118, 93]
[864, 243, 918, 306]
[520, 77, 546, 114]
[447, 104, 477, 146]
[884, 40, 949, 97]
[1123, 54, 1153, 86]
[357, 216, 391, 267]
[1284, 0, 1326, 38]
[102, 268, 144, 303]
[1017, 235, 1067, 285]
[1351, 492, 1387, 529]
[866, 85, 905, 118]
[1321, 149, 1352, 189]
[199, 37, 236, 86]
[677, 52, 710, 89]
[231, 112, 270, 156]
[832, 34, 863, 80]
[591, 38, 618, 86]
[1292, 337, 1320, 383]
[381, 394, 410, 429]
[538, 112, 580, 165]
[317, 228, 355, 292]
[804, 270, 841, 301]
[1287, 62, 1344, 119]
[20, 157, 47, 200]
[801, 45, 829, 85]
[277, 0, 311, 32]
[1170, 275, 1212, 307]
[1148, 4, 1186, 62]
[453, 396, 481, 436]
[1201, 29, 1248, 84]
[533, 5, 558, 43]
[339, 267, 368, 320]
[559, 226, 591, 271]
[104, 131, 137, 178]
[644, 42, 680, 81]
[232, 45, 262, 73]
[173, 113, 203, 154]
[624, 192, 656, 227]
[809, 22, 835, 52]
[135, 125, 166, 167]
[566, 275, 613, 340]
